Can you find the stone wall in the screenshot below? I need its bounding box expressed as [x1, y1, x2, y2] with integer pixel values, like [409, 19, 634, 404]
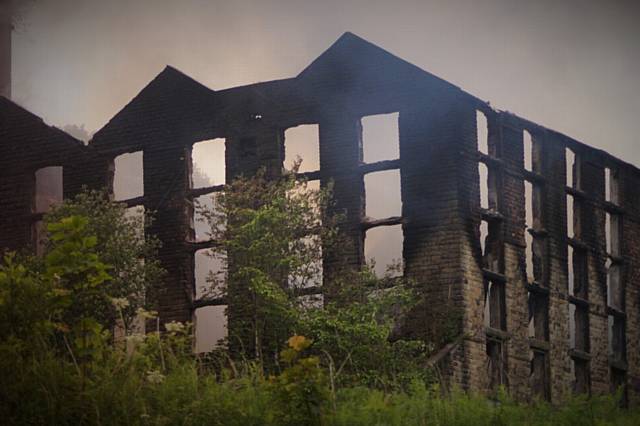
[1, 32, 639, 404]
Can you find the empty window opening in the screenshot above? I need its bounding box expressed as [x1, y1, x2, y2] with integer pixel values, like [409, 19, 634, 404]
[606, 213, 621, 258]
[532, 184, 543, 230]
[572, 249, 588, 299]
[32, 220, 46, 257]
[534, 296, 549, 340]
[572, 359, 590, 394]
[480, 220, 488, 258]
[611, 368, 627, 405]
[297, 294, 324, 309]
[191, 139, 225, 189]
[611, 214, 621, 257]
[565, 148, 576, 188]
[525, 130, 543, 173]
[194, 306, 227, 353]
[568, 245, 575, 295]
[525, 182, 534, 282]
[608, 315, 614, 356]
[525, 181, 534, 230]
[195, 248, 226, 300]
[486, 339, 506, 390]
[118, 313, 146, 342]
[527, 293, 535, 338]
[608, 316, 626, 362]
[484, 280, 506, 330]
[528, 293, 549, 340]
[525, 181, 545, 283]
[607, 265, 623, 310]
[34, 166, 63, 213]
[480, 220, 502, 273]
[606, 259, 613, 305]
[479, 162, 490, 210]
[364, 169, 401, 219]
[289, 235, 323, 289]
[569, 303, 576, 348]
[572, 305, 589, 352]
[113, 151, 143, 201]
[566, 194, 577, 239]
[307, 179, 321, 192]
[288, 180, 321, 214]
[362, 112, 399, 164]
[530, 350, 550, 400]
[284, 125, 320, 173]
[611, 169, 620, 205]
[287, 180, 323, 289]
[605, 167, 621, 205]
[605, 213, 612, 255]
[605, 167, 611, 203]
[125, 206, 145, 238]
[476, 110, 489, 155]
[483, 284, 490, 327]
[532, 237, 546, 284]
[114, 310, 147, 345]
[289, 179, 321, 194]
[365, 224, 403, 278]
[524, 130, 533, 172]
[192, 193, 220, 242]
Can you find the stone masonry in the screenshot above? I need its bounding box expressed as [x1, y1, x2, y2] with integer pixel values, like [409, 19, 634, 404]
[1, 32, 639, 404]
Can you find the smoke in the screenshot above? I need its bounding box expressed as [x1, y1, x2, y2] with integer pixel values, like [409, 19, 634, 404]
[11, 0, 640, 168]
[0, 0, 36, 29]
[61, 123, 93, 143]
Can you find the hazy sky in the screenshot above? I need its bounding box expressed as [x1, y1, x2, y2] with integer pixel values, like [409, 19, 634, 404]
[11, 0, 640, 166]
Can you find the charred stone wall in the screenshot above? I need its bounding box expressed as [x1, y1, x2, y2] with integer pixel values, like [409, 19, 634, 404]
[457, 108, 640, 404]
[0, 98, 104, 253]
[1, 33, 639, 404]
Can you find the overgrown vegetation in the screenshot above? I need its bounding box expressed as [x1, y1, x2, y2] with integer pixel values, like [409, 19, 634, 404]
[198, 167, 427, 389]
[44, 190, 164, 330]
[0, 177, 636, 425]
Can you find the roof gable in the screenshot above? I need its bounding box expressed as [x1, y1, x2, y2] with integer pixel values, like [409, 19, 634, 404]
[0, 97, 86, 170]
[297, 32, 460, 97]
[0, 96, 83, 149]
[91, 66, 217, 150]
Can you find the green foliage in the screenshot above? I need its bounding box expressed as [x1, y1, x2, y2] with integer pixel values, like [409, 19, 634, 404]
[200, 167, 337, 363]
[46, 216, 112, 329]
[198, 166, 429, 388]
[44, 189, 164, 330]
[297, 276, 430, 391]
[1, 177, 639, 424]
[0, 221, 638, 424]
[267, 335, 329, 426]
[0, 252, 54, 343]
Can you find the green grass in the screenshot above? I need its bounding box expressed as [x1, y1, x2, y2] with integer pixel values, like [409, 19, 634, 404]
[3, 351, 637, 426]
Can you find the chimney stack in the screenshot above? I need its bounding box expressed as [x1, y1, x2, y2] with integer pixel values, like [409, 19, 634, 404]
[0, 2, 11, 99]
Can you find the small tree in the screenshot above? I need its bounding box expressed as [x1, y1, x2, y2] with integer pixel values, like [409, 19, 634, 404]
[199, 167, 336, 364]
[0, 214, 188, 424]
[199, 166, 429, 387]
[44, 189, 164, 332]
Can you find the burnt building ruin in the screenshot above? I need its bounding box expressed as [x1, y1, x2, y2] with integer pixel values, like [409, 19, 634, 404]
[1, 33, 639, 403]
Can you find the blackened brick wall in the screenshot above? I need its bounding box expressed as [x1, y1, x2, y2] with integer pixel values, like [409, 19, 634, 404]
[2, 33, 640, 404]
